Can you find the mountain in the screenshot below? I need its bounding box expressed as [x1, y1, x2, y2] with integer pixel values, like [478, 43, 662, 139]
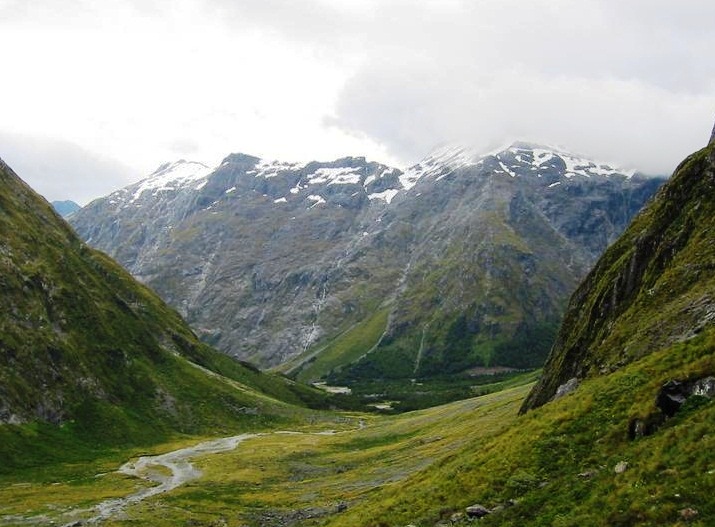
[521, 137, 715, 413]
[0, 157, 327, 468]
[69, 144, 665, 382]
[51, 199, 81, 217]
[323, 138, 715, 527]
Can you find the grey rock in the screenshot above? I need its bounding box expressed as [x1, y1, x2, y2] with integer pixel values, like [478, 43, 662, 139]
[614, 461, 629, 474]
[657, 376, 715, 417]
[553, 377, 580, 400]
[70, 145, 664, 377]
[465, 504, 490, 518]
[450, 511, 466, 522]
[691, 376, 715, 398]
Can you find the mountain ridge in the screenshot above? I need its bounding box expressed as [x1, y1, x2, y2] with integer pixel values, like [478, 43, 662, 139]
[70, 143, 665, 382]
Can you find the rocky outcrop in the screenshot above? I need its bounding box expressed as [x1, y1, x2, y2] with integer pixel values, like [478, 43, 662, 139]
[522, 140, 715, 413]
[656, 377, 715, 417]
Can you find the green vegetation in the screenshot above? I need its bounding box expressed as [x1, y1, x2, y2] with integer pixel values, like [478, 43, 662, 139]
[3, 330, 711, 526]
[525, 143, 715, 410]
[290, 307, 390, 383]
[324, 329, 715, 527]
[328, 370, 539, 413]
[0, 159, 333, 473]
[0, 142, 711, 526]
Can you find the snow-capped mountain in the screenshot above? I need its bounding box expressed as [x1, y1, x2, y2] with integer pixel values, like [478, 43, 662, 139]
[400, 142, 635, 188]
[70, 144, 665, 379]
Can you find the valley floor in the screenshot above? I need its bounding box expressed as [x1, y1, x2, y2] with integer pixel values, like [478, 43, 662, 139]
[0, 383, 528, 527]
[2, 331, 714, 527]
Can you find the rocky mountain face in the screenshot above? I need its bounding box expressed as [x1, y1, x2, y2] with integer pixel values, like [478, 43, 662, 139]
[0, 157, 321, 433]
[522, 139, 715, 412]
[70, 144, 665, 381]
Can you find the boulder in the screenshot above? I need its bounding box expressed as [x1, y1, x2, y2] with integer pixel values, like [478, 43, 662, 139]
[657, 380, 689, 416]
[614, 461, 629, 474]
[450, 512, 466, 522]
[692, 377, 715, 398]
[465, 504, 490, 518]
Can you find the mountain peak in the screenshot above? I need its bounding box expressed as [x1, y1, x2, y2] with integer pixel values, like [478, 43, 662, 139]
[220, 153, 261, 166]
[401, 141, 636, 189]
[129, 159, 212, 203]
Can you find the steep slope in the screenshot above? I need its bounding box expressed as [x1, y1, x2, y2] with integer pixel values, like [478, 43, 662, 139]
[2, 140, 713, 526]
[0, 157, 327, 467]
[523, 141, 715, 411]
[70, 145, 664, 381]
[331, 144, 664, 382]
[320, 139, 715, 527]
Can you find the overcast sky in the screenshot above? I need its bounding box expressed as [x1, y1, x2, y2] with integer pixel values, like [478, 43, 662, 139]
[1, 0, 713, 204]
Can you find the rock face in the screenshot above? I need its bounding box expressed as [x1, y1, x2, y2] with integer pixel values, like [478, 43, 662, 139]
[70, 144, 664, 380]
[656, 377, 715, 417]
[522, 140, 715, 412]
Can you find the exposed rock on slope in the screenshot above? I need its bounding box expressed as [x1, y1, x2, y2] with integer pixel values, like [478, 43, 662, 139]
[70, 144, 664, 379]
[522, 140, 715, 412]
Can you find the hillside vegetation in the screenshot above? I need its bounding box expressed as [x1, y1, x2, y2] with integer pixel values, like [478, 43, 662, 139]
[0, 157, 331, 473]
[1, 139, 712, 526]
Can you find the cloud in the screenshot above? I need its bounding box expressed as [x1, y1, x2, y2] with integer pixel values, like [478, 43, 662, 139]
[327, 1, 715, 172]
[0, 133, 135, 205]
[1, 0, 713, 197]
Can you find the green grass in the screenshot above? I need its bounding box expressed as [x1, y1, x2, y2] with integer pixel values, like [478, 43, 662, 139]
[1, 330, 712, 526]
[329, 370, 540, 413]
[291, 307, 390, 383]
[322, 329, 715, 527]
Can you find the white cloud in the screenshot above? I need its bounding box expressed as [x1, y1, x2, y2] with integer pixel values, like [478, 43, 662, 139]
[0, 133, 134, 205]
[0, 0, 713, 202]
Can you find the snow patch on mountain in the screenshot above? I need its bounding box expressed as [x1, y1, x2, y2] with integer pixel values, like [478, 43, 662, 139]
[130, 160, 212, 203]
[307, 167, 362, 186]
[307, 194, 326, 207]
[249, 159, 306, 178]
[399, 141, 636, 191]
[400, 145, 480, 189]
[368, 188, 400, 203]
[503, 143, 636, 179]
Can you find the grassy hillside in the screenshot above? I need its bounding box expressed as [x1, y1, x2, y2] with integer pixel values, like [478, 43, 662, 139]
[3, 329, 711, 526]
[0, 157, 331, 471]
[523, 142, 715, 411]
